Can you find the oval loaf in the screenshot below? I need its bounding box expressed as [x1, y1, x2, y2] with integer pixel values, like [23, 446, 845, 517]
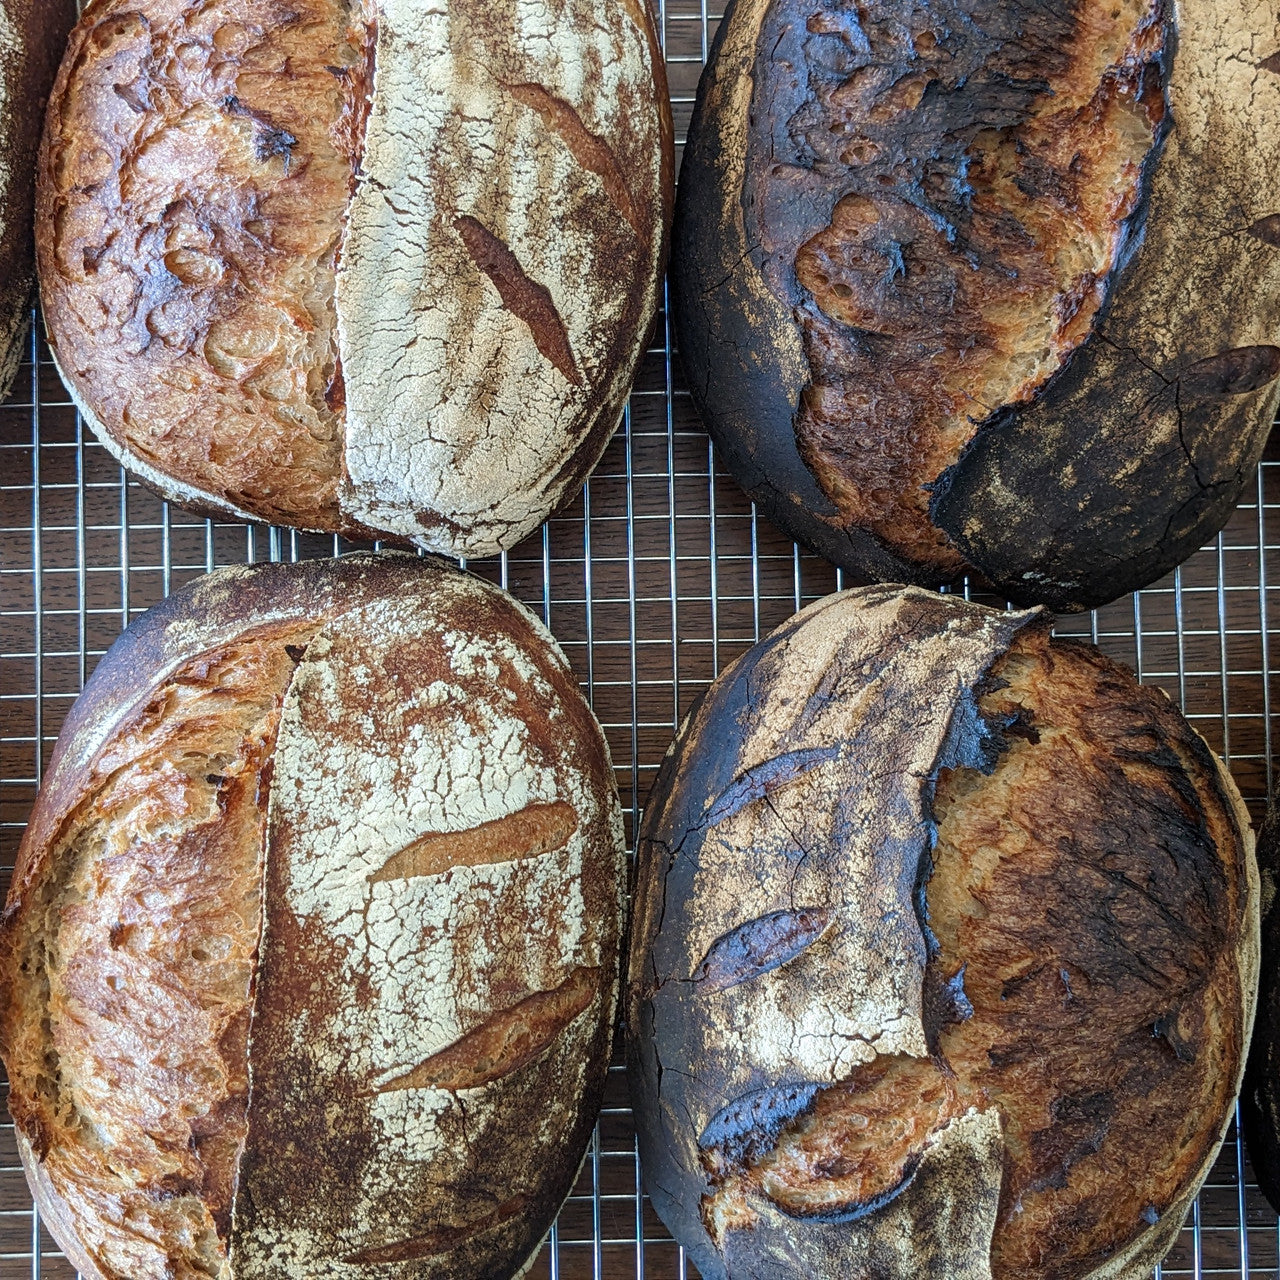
[673, 0, 1280, 610]
[37, 0, 673, 555]
[628, 585, 1258, 1279]
[0, 552, 627, 1280]
[0, 0, 73, 399]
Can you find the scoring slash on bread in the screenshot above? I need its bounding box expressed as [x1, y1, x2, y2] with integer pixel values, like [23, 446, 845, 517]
[0, 0, 74, 400]
[36, 0, 673, 556]
[627, 585, 1259, 1280]
[0, 552, 627, 1280]
[673, 0, 1280, 612]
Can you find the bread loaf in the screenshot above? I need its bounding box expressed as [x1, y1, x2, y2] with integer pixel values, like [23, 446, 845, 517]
[673, 0, 1280, 611]
[1241, 800, 1280, 1212]
[37, 0, 673, 554]
[627, 586, 1258, 1279]
[0, 0, 73, 399]
[0, 552, 626, 1280]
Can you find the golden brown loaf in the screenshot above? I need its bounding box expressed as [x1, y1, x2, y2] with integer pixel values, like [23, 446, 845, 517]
[0, 553, 627, 1280]
[627, 586, 1258, 1280]
[0, 0, 74, 398]
[37, 0, 673, 553]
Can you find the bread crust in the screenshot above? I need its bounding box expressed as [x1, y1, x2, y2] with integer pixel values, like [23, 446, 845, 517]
[673, 0, 1280, 611]
[37, 0, 672, 553]
[0, 0, 74, 399]
[1, 553, 627, 1280]
[627, 586, 1257, 1279]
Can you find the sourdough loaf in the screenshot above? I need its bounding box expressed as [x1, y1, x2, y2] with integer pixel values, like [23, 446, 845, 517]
[37, 0, 672, 553]
[0, 0, 73, 399]
[627, 586, 1258, 1279]
[0, 552, 626, 1280]
[673, 0, 1280, 611]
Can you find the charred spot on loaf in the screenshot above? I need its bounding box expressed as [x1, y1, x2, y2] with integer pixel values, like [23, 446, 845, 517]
[694, 908, 834, 993]
[1179, 346, 1280, 397]
[744, 0, 1169, 570]
[369, 800, 578, 883]
[454, 215, 584, 386]
[375, 966, 599, 1094]
[699, 1083, 825, 1168]
[703, 744, 842, 826]
[344, 1195, 530, 1265]
[220, 95, 298, 165]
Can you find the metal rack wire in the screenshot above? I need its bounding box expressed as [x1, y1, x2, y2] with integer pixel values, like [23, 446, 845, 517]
[3, 1, 1280, 1275]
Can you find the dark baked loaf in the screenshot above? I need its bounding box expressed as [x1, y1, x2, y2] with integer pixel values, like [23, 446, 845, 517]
[673, 0, 1280, 611]
[627, 585, 1258, 1279]
[0, 552, 626, 1280]
[0, 0, 73, 399]
[1241, 800, 1280, 1212]
[37, 0, 673, 555]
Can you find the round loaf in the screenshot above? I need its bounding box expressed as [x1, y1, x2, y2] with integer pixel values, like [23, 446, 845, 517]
[0, 552, 627, 1280]
[627, 585, 1258, 1280]
[0, 0, 73, 399]
[673, 0, 1280, 611]
[37, 0, 673, 554]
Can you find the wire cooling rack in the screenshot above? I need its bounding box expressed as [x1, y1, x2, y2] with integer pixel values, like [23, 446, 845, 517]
[4, 3, 1280, 1277]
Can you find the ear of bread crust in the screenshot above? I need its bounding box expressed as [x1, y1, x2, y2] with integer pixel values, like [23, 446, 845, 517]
[627, 587, 1043, 1275]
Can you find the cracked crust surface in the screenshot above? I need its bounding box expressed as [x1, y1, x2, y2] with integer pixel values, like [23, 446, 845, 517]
[626, 586, 1257, 1280]
[0, 554, 627, 1280]
[37, 0, 671, 554]
[673, 0, 1280, 610]
[0, 0, 73, 399]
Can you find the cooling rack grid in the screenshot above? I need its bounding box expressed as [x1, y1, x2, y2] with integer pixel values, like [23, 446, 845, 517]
[4, 0, 1280, 1273]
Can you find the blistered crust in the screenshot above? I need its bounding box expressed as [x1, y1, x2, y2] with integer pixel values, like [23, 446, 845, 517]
[37, 0, 366, 530]
[627, 587, 1257, 1280]
[231, 570, 626, 1278]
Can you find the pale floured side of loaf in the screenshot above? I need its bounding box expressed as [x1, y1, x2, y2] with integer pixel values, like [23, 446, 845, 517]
[336, 0, 670, 554]
[230, 572, 625, 1277]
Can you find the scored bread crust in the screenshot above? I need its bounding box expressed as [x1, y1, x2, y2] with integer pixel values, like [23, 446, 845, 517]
[0, 553, 627, 1280]
[37, 0, 673, 554]
[0, 0, 74, 400]
[626, 586, 1258, 1280]
[673, 0, 1280, 612]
